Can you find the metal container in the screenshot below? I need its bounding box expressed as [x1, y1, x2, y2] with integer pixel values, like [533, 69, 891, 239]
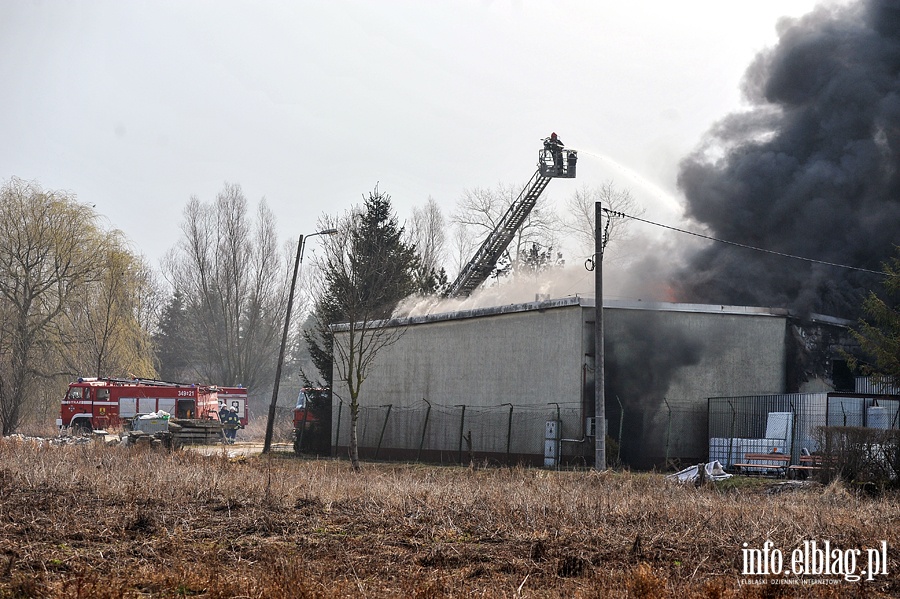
[132, 417, 169, 435]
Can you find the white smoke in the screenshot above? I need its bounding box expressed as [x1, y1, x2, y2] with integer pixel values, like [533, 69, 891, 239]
[393, 265, 596, 318]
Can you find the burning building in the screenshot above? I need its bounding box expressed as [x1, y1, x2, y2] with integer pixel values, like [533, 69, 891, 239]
[331, 297, 855, 468]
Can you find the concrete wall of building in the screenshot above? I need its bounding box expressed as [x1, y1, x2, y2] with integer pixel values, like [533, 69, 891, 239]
[332, 301, 591, 464]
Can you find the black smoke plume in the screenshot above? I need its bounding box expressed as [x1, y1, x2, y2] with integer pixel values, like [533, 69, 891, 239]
[675, 0, 900, 319]
[605, 312, 703, 468]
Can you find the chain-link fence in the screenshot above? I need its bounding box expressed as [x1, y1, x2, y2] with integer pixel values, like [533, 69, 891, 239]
[331, 398, 714, 470]
[605, 397, 708, 470]
[332, 400, 593, 466]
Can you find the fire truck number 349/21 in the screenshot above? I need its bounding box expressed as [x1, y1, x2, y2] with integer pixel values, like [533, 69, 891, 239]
[58, 377, 248, 434]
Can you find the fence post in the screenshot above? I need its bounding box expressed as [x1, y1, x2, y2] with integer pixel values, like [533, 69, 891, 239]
[334, 398, 343, 454]
[616, 395, 624, 463]
[789, 398, 799, 464]
[455, 404, 466, 464]
[375, 404, 392, 461]
[727, 399, 736, 468]
[663, 398, 672, 470]
[501, 403, 513, 462]
[417, 398, 432, 462]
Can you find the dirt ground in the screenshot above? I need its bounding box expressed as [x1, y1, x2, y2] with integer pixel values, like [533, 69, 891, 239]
[0, 437, 898, 598]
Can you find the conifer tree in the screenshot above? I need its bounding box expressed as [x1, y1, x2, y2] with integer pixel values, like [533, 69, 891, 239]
[304, 186, 418, 469]
[851, 252, 900, 386]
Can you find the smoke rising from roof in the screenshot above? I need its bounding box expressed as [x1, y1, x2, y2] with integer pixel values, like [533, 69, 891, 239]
[393, 266, 594, 318]
[674, 0, 900, 318]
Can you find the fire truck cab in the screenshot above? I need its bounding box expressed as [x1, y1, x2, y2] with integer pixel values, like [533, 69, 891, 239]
[58, 378, 221, 434]
[293, 387, 329, 426]
[292, 387, 332, 455]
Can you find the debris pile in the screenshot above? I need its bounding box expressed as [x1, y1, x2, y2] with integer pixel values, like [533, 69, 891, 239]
[123, 417, 224, 449]
[3, 433, 98, 447]
[666, 461, 733, 484]
[5, 414, 225, 450]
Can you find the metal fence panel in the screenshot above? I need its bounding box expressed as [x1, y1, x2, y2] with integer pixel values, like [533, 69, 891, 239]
[708, 393, 900, 468]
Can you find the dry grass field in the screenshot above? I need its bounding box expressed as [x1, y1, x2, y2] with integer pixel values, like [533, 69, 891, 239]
[0, 437, 897, 598]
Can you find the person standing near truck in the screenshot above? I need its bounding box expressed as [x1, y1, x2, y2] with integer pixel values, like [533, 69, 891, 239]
[219, 404, 240, 444]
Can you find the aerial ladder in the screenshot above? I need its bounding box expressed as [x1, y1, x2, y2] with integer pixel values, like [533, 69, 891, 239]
[444, 135, 577, 298]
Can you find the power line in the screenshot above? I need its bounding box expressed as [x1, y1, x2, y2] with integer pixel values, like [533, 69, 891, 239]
[602, 207, 890, 277]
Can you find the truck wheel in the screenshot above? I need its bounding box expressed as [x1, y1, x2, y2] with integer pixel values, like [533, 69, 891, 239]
[293, 433, 302, 455]
[72, 420, 92, 436]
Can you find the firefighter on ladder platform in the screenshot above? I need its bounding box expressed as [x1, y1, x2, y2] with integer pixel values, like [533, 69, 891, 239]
[544, 132, 564, 172]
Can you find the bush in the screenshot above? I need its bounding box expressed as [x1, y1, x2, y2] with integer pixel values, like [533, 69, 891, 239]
[814, 426, 900, 489]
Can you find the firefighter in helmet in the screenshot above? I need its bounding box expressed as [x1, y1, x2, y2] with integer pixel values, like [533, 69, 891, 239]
[544, 132, 564, 171]
[219, 403, 240, 444]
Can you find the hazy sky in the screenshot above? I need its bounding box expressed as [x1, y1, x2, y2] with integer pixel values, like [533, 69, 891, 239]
[2, 1, 826, 274]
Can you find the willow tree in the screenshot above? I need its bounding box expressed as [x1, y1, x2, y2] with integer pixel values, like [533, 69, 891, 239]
[0, 178, 107, 434]
[308, 186, 418, 470]
[61, 240, 158, 379]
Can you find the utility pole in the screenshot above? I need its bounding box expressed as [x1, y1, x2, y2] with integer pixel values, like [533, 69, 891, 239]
[594, 201, 606, 470]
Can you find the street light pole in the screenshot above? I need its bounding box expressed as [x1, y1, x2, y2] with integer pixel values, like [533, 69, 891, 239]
[263, 228, 337, 454]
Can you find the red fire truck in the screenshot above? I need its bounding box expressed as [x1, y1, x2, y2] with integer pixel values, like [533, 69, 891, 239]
[57, 377, 221, 434]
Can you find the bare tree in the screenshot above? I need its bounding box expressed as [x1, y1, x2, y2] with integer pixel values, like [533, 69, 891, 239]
[451, 182, 561, 279]
[0, 178, 108, 434]
[564, 181, 643, 259]
[309, 187, 417, 470]
[131, 253, 166, 340]
[407, 196, 446, 273]
[405, 196, 448, 294]
[450, 222, 475, 278]
[163, 183, 288, 392]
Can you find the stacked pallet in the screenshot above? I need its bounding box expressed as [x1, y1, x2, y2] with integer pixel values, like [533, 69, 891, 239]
[167, 419, 224, 446]
[124, 418, 224, 448]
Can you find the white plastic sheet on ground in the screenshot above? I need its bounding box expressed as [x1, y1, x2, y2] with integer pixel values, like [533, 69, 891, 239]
[138, 410, 170, 420]
[666, 460, 733, 483]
